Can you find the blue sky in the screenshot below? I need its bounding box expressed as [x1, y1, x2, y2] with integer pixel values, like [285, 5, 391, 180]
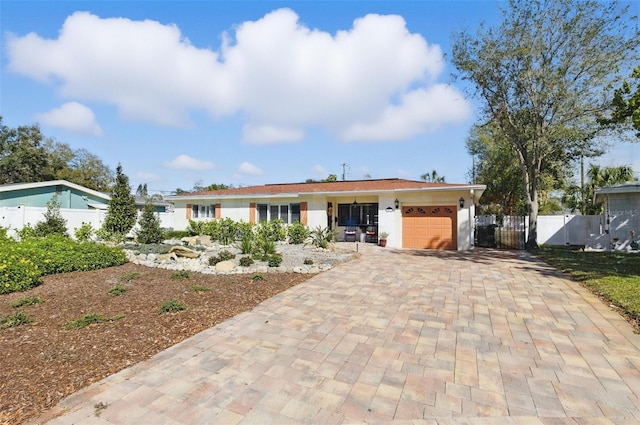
[2, 1, 638, 195]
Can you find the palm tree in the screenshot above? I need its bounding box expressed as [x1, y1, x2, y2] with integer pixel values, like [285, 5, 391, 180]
[420, 169, 446, 183]
[585, 165, 636, 214]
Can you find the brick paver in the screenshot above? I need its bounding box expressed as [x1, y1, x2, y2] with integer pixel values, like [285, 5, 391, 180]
[31, 245, 640, 424]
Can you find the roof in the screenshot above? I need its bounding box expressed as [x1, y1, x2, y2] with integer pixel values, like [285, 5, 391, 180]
[166, 178, 485, 200]
[0, 180, 110, 201]
[595, 182, 640, 195]
[594, 182, 640, 204]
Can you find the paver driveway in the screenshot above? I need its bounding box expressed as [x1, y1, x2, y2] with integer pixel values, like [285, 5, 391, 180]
[34, 245, 640, 424]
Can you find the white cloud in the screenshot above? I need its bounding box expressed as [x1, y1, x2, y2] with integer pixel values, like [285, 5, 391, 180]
[164, 154, 215, 171]
[243, 124, 303, 144]
[34, 102, 102, 136]
[135, 172, 163, 183]
[6, 8, 471, 142]
[237, 161, 263, 176]
[312, 164, 328, 177]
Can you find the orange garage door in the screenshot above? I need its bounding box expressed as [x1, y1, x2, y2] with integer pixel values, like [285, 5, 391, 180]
[402, 206, 457, 249]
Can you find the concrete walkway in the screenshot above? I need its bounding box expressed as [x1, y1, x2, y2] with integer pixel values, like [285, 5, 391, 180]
[33, 244, 640, 424]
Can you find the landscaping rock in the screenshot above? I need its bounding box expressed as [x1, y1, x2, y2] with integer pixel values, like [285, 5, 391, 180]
[169, 246, 201, 258]
[215, 260, 236, 272]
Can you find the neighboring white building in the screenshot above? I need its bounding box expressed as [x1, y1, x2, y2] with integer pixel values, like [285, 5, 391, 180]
[165, 178, 486, 251]
[591, 183, 640, 250]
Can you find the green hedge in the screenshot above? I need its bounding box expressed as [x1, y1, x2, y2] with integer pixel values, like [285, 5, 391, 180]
[0, 235, 127, 294]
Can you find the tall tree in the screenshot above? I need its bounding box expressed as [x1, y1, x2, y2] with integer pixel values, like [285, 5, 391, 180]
[563, 164, 636, 214]
[420, 170, 446, 183]
[600, 65, 640, 137]
[452, 0, 639, 248]
[0, 117, 51, 184]
[102, 164, 137, 237]
[468, 121, 572, 215]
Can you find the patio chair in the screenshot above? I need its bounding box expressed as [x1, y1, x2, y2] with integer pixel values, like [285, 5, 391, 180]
[344, 219, 357, 242]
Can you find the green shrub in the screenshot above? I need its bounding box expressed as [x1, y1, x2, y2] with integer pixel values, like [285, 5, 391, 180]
[218, 218, 238, 245]
[186, 219, 206, 236]
[1, 311, 34, 328]
[136, 200, 164, 244]
[201, 220, 220, 240]
[255, 237, 277, 259]
[0, 226, 11, 242]
[163, 229, 190, 240]
[303, 258, 314, 265]
[287, 222, 309, 244]
[158, 299, 186, 314]
[11, 296, 44, 308]
[251, 273, 266, 282]
[239, 256, 254, 267]
[0, 241, 42, 294]
[267, 253, 283, 267]
[255, 219, 287, 242]
[108, 284, 128, 296]
[171, 270, 190, 280]
[63, 313, 125, 330]
[121, 272, 140, 282]
[121, 243, 172, 255]
[74, 222, 94, 242]
[33, 194, 68, 237]
[209, 250, 236, 266]
[240, 231, 254, 254]
[190, 284, 210, 292]
[16, 224, 36, 240]
[102, 164, 137, 237]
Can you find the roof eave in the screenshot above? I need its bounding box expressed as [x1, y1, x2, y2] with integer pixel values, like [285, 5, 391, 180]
[165, 184, 486, 201]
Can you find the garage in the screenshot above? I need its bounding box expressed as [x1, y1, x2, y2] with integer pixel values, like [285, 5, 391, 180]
[402, 206, 457, 249]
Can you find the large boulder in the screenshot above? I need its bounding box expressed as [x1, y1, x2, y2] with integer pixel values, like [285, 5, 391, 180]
[215, 260, 236, 272]
[169, 245, 201, 258]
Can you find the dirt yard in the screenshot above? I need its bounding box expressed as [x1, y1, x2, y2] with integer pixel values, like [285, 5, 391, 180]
[0, 263, 314, 424]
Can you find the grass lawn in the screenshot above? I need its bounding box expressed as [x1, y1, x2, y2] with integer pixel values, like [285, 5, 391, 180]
[534, 246, 640, 328]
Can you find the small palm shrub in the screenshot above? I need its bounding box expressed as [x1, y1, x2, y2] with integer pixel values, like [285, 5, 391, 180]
[240, 231, 254, 254]
[308, 226, 334, 249]
[287, 222, 309, 244]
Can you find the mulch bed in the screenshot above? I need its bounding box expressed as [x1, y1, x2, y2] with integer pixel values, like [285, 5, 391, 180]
[0, 263, 311, 424]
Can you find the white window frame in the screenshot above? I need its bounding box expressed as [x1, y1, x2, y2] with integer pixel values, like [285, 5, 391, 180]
[192, 204, 215, 219]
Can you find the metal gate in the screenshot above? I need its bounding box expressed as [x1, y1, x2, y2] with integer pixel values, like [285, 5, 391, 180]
[475, 215, 526, 250]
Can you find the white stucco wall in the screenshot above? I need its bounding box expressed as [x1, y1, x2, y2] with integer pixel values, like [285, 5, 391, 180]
[169, 188, 480, 250]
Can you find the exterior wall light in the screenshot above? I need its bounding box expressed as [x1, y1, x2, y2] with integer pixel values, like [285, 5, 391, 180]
[394, 198, 399, 209]
[459, 197, 465, 208]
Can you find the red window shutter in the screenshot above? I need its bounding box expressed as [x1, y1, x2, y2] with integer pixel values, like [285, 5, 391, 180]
[186, 204, 192, 219]
[249, 203, 256, 224]
[215, 204, 221, 219]
[300, 202, 308, 225]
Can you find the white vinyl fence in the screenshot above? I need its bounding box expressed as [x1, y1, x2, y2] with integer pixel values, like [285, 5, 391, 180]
[0, 206, 174, 239]
[476, 214, 603, 247]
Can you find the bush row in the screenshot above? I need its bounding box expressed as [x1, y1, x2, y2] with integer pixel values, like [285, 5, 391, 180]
[186, 218, 312, 246]
[0, 235, 127, 294]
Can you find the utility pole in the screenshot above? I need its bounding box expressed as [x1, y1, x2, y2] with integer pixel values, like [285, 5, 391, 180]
[341, 163, 349, 181]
